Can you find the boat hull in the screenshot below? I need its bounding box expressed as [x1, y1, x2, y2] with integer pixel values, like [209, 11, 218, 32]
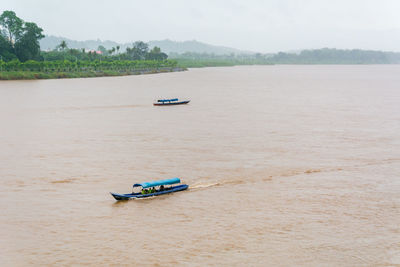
[153, 100, 190, 106]
[110, 184, 189, 200]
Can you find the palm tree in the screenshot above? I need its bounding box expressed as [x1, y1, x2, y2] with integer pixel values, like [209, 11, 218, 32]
[55, 40, 68, 60]
[116, 45, 120, 60]
[57, 40, 68, 51]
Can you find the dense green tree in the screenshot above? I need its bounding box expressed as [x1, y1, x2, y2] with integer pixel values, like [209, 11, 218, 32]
[14, 22, 44, 61]
[127, 41, 149, 60]
[0, 11, 23, 48]
[0, 11, 44, 62]
[146, 46, 168, 60]
[0, 34, 17, 61]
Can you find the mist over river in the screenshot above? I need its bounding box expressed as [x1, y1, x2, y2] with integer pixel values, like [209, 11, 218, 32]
[0, 65, 399, 266]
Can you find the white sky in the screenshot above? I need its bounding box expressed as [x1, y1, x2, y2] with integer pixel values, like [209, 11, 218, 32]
[2, 0, 400, 52]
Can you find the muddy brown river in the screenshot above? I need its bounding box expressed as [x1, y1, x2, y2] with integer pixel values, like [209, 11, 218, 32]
[0, 65, 399, 266]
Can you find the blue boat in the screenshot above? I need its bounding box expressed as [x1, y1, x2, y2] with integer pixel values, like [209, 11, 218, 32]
[153, 98, 190, 106]
[110, 177, 188, 200]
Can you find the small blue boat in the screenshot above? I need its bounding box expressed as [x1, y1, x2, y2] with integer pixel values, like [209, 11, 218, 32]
[153, 98, 190, 106]
[110, 177, 188, 200]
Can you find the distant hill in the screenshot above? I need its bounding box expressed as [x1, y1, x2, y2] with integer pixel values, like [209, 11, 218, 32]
[40, 36, 252, 55]
[147, 39, 251, 55]
[40, 36, 121, 51]
[39, 36, 400, 64]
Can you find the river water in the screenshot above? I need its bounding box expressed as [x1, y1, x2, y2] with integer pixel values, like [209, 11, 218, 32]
[0, 65, 399, 266]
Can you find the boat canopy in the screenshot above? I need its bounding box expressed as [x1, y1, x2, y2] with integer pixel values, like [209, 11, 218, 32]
[133, 177, 181, 189]
[158, 98, 178, 102]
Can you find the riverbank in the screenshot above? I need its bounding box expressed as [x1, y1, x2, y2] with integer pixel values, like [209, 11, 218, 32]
[0, 67, 186, 80]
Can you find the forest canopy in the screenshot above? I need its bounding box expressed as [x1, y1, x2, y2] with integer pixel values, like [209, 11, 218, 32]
[0, 11, 168, 63]
[0, 10, 44, 61]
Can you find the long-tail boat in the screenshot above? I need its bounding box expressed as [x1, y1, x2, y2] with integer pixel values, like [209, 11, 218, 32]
[110, 177, 188, 200]
[153, 98, 190, 106]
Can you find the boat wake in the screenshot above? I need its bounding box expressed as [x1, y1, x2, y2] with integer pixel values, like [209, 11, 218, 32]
[189, 160, 400, 191]
[190, 182, 221, 190]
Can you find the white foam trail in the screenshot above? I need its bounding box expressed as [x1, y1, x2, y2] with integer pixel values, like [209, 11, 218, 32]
[190, 182, 220, 190]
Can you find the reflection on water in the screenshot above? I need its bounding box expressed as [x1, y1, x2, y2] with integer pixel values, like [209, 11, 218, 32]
[0, 65, 399, 266]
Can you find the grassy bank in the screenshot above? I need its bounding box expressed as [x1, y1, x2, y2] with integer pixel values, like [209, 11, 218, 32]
[0, 58, 182, 80]
[0, 67, 186, 80]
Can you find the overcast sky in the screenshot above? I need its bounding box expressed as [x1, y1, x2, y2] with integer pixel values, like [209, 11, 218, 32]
[2, 0, 400, 52]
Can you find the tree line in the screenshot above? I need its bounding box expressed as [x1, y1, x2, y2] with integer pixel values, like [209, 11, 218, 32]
[0, 10, 170, 64]
[170, 48, 400, 67]
[3, 10, 400, 75]
[42, 40, 168, 62]
[269, 48, 400, 64]
[169, 52, 273, 67]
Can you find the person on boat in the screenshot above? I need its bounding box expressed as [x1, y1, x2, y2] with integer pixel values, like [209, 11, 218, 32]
[151, 187, 155, 193]
[160, 185, 164, 191]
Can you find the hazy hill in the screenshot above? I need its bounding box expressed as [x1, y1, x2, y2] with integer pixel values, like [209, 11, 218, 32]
[40, 36, 251, 55]
[39, 36, 400, 64]
[147, 39, 251, 55]
[40, 36, 120, 51]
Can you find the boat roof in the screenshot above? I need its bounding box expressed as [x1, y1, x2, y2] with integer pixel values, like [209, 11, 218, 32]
[133, 177, 181, 189]
[158, 98, 178, 102]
